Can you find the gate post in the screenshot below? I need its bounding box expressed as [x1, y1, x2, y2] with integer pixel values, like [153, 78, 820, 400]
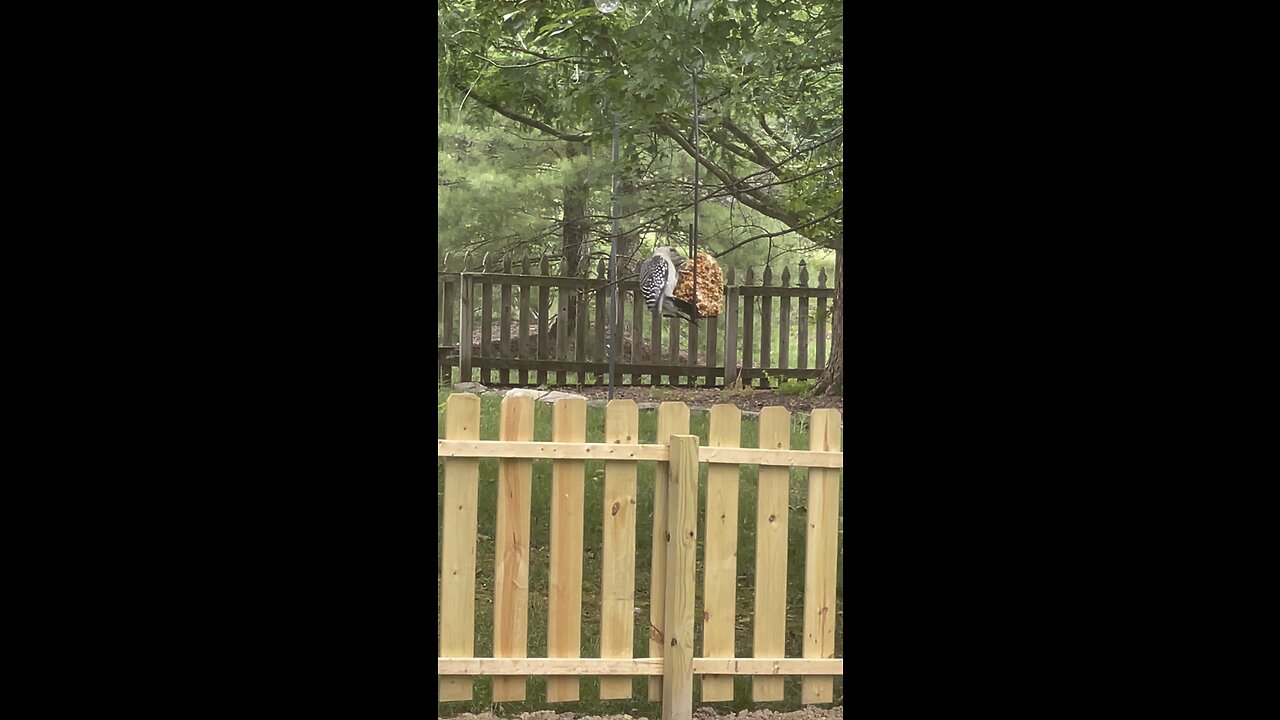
[663, 434, 698, 720]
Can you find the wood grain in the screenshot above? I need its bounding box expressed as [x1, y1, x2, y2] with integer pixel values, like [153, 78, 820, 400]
[440, 393, 481, 701]
[753, 407, 790, 701]
[649, 402, 690, 701]
[600, 400, 639, 699]
[701, 405, 741, 702]
[802, 409, 842, 704]
[662, 435, 698, 720]
[492, 394, 534, 701]
[547, 397, 587, 702]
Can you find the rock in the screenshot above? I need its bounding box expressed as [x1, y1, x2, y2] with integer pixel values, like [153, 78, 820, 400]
[504, 388, 586, 403]
[587, 399, 608, 408]
[636, 402, 660, 411]
[453, 382, 488, 393]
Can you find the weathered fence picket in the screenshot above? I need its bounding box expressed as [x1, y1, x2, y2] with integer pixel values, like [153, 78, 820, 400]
[817, 268, 828, 373]
[519, 256, 532, 385]
[538, 254, 551, 385]
[779, 266, 791, 382]
[742, 268, 755, 377]
[595, 260, 607, 383]
[798, 263, 810, 372]
[437, 258, 833, 389]
[480, 253, 494, 384]
[500, 256, 513, 385]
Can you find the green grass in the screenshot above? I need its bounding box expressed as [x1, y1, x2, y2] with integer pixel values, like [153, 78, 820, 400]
[438, 389, 843, 715]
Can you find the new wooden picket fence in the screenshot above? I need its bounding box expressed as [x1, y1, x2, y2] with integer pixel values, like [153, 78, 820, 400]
[437, 394, 843, 720]
[437, 253, 834, 389]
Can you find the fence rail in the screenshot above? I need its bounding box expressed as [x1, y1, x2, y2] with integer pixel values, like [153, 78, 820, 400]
[437, 252, 834, 388]
[438, 394, 843, 720]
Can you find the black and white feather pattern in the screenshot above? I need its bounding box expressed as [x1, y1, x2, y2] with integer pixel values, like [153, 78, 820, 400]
[637, 247, 699, 324]
[638, 253, 673, 310]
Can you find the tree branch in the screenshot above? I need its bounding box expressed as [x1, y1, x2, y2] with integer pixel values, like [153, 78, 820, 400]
[456, 84, 592, 142]
[656, 121, 801, 228]
[713, 204, 843, 259]
[722, 117, 778, 171]
[758, 114, 792, 152]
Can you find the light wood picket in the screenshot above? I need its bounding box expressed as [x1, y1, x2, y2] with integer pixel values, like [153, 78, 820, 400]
[802, 409, 842, 704]
[547, 397, 587, 702]
[600, 400, 639, 699]
[493, 394, 534, 701]
[701, 405, 741, 702]
[440, 394, 481, 701]
[752, 407, 790, 702]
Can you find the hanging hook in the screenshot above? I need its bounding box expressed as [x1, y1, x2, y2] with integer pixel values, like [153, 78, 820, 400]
[681, 46, 707, 76]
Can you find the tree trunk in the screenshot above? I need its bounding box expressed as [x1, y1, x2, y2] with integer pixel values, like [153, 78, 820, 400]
[558, 141, 591, 339]
[813, 248, 843, 396]
[562, 142, 590, 279]
[618, 176, 640, 299]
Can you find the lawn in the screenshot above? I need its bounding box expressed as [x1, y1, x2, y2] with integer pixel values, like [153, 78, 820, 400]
[437, 388, 844, 715]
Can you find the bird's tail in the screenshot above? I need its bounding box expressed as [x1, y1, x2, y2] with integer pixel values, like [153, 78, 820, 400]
[663, 296, 701, 325]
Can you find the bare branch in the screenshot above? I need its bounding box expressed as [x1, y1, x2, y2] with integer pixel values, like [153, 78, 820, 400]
[713, 204, 843, 259]
[657, 120, 801, 228]
[456, 84, 592, 142]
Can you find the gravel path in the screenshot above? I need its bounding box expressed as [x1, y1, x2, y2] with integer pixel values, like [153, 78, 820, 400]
[442, 707, 843, 720]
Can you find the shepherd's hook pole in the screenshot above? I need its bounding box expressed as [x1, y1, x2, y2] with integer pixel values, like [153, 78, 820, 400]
[609, 121, 620, 401]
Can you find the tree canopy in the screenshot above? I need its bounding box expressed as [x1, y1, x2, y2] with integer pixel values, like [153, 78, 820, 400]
[439, 0, 842, 263]
[439, 0, 844, 393]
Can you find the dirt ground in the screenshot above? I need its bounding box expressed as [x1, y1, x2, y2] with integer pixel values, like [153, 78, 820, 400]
[441, 707, 843, 720]
[573, 386, 842, 415]
[475, 384, 842, 416]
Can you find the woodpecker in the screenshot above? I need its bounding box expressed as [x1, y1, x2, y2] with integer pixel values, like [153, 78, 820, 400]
[638, 246, 700, 325]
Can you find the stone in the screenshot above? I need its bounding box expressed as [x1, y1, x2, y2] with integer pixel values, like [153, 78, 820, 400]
[453, 381, 488, 393]
[504, 388, 586, 403]
[536, 390, 587, 403]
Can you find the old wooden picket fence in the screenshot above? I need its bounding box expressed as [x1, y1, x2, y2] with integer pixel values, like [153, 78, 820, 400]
[437, 394, 843, 720]
[437, 253, 835, 388]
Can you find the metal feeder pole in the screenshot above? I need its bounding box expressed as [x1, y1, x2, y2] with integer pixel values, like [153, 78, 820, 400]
[609, 121, 620, 401]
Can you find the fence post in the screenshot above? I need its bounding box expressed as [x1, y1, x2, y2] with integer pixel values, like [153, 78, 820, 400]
[663, 434, 698, 720]
[649, 402, 690, 701]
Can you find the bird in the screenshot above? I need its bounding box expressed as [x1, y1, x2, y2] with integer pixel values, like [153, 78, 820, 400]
[639, 246, 700, 325]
